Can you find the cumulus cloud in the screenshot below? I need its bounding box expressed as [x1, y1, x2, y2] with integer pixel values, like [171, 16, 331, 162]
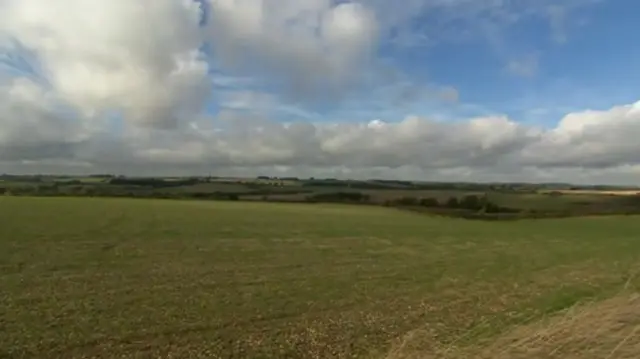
[207, 0, 379, 99]
[1, 0, 386, 120]
[521, 102, 640, 169]
[0, 0, 637, 184]
[1, 0, 209, 128]
[0, 78, 94, 161]
[3, 79, 640, 184]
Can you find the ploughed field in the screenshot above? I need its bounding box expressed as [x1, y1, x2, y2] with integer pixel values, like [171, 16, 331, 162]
[1, 197, 639, 358]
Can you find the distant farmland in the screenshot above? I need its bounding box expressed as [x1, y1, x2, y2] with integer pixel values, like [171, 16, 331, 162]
[2, 175, 640, 220]
[2, 197, 639, 358]
[539, 189, 640, 196]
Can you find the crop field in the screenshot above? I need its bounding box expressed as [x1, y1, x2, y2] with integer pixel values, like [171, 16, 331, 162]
[539, 189, 640, 196]
[1, 197, 640, 358]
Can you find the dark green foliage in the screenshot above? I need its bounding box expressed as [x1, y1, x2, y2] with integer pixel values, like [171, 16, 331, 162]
[1, 174, 639, 220]
[446, 196, 459, 208]
[385, 194, 522, 219]
[306, 191, 371, 203]
[371, 179, 414, 186]
[108, 177, 200, 188]
[88, 174, 114, 178]
[459, 195, 484, 210]
[187, 192, 241, 200]
[419, 197, 440, 207]
[482, 201, 520, 214]
[619, 194, 640, 206]
[393, 196, 420, 206]
[302, 179, 399, 189]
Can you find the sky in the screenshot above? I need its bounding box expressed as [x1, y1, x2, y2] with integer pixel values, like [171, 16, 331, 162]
[1, 0, 639, 184]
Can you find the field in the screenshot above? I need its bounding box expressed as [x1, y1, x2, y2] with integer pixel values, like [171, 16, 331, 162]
[3, 175, 640, 219]
[1, 197, 640, 358]
[539, 189, 640, 196]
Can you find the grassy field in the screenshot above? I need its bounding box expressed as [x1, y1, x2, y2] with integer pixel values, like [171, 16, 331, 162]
[1, 197, 639, 358]
[3, 175, 639, 219]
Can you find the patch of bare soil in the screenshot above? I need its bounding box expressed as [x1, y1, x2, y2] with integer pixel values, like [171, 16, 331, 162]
[386, 293, 640, 359]
[541, 190, 640, 196]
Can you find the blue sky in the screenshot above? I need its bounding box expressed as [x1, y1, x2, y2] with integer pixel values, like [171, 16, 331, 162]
[202, 0, 640, 127]
[1, 0, 640, 183]
[3, 0, 637, 126]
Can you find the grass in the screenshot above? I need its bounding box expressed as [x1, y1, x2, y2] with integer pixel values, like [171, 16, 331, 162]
[474, 292, 640, 359]
[387, 292, 640, 359]
[1, 197, 639, 358]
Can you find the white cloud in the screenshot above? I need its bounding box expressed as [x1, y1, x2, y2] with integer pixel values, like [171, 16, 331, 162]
[521, 103, 640, 168]
[1, 0, 210, 128]
[0, 0, 635, 184]
[0, 78, 96, 160]
[207, 0, 379, 99]
[3, 73, 640, 184]
[1, 0, 387, 122]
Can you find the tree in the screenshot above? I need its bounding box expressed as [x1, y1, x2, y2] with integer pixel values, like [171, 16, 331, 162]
[395, 197, 419, 206]
[445, 197, 459, 208]
[459, 195, 482, 210]
[419, 197, 439, 207]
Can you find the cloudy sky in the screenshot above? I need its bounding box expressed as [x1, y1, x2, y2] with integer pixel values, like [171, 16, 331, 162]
[1, 0, 639, 184]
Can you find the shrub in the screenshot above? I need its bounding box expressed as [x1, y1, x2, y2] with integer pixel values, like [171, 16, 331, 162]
[394, 197, 419, 206]
[419, 197, 440, 207]
[307, 192, 370, 203]
[445, 197, 459, 208]
[459, 195, 484, 211]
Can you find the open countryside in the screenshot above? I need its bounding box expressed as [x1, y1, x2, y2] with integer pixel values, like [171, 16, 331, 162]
[2, 181, 640, 358]
[3, 0, 640, 358]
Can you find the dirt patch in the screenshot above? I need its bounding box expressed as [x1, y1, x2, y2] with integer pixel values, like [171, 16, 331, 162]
[386, 293, 640, 359]
[541, 190, 640, 196]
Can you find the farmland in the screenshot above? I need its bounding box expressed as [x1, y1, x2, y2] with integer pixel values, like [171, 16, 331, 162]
[2, 196, 639, 358]
[2, 174, 640, 219]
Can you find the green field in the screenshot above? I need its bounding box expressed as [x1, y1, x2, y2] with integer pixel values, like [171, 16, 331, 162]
[1, 197, 639, 358]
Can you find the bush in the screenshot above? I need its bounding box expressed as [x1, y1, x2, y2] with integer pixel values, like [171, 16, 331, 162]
[445, 197, 459, 208]
[307, 192, 370, 203]
[482, 202, 520, 214]
[108, 177, 199, 188]
[459, 195, 484, 210]
[419, 197, 440, 207]
[393, 197, 419, 206]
